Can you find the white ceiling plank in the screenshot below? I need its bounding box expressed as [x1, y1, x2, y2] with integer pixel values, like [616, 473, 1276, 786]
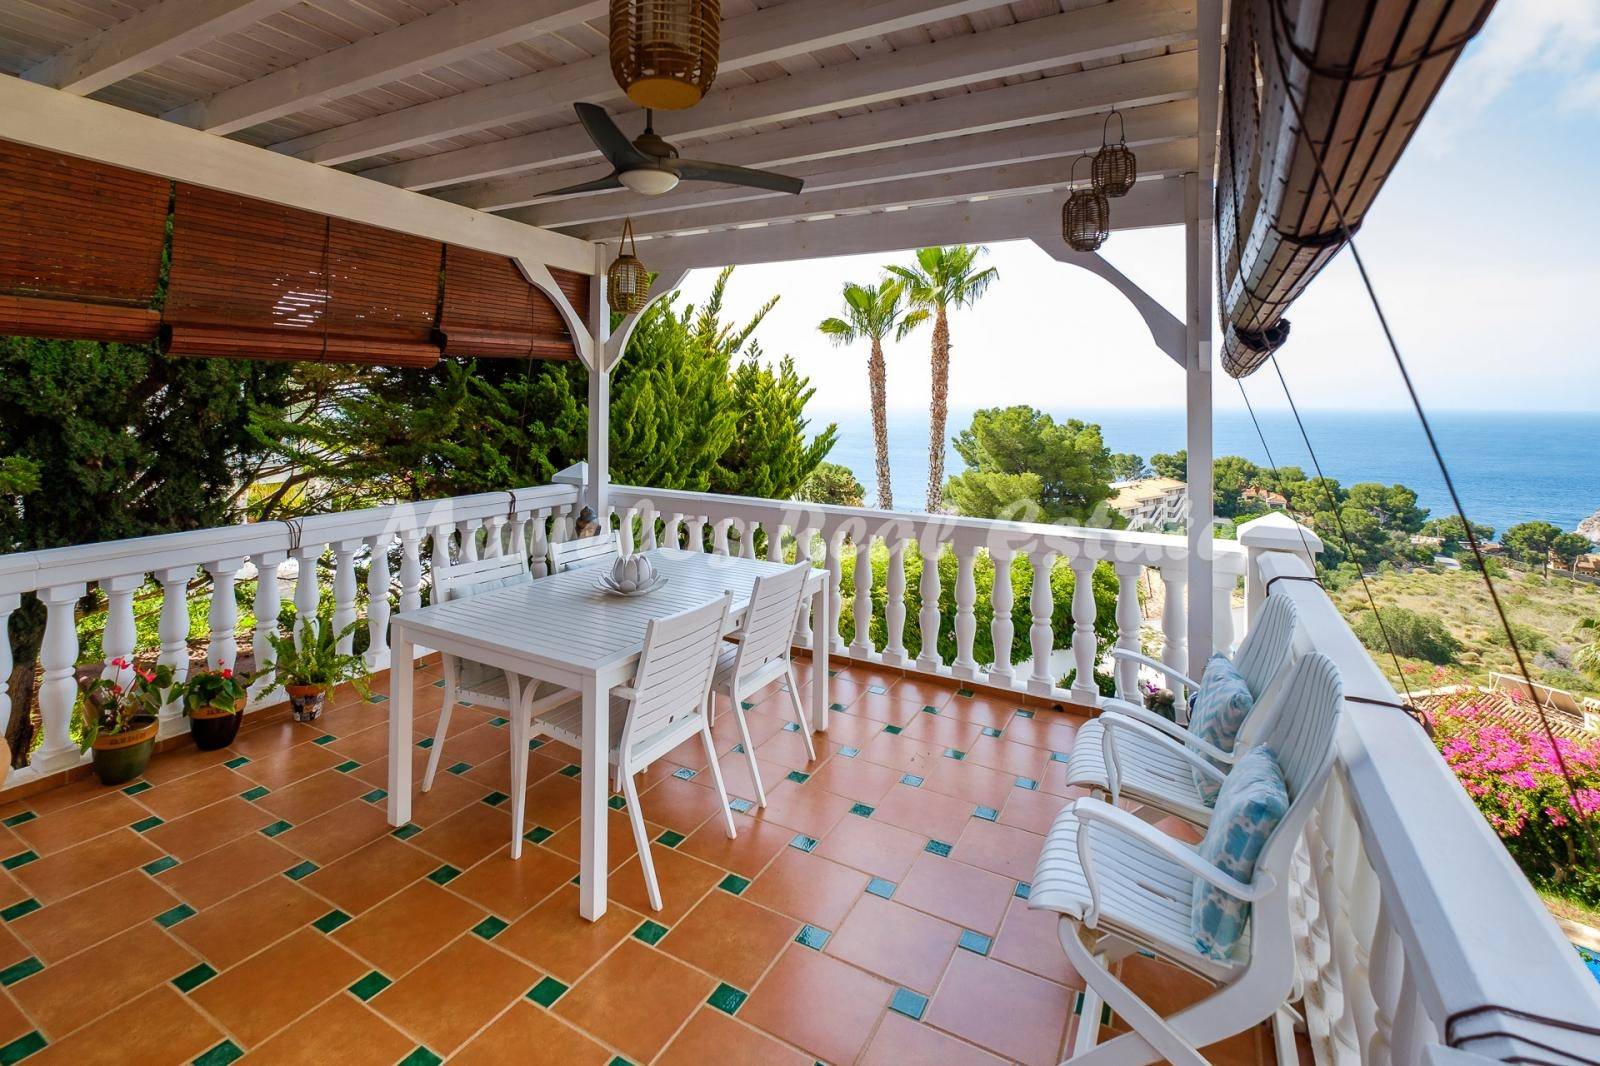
[164, 0, 608, 135]
[21, 0, 298, 95]
[268, 0, 1017, 168]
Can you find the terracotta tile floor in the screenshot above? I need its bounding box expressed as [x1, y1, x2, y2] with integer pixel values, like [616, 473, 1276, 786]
[0, 658, 1279, 1065]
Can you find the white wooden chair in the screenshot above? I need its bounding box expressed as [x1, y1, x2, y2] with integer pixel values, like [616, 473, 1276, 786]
[420, 553, 575, 792]
[548, 530, 621, 573]
[710, 561, 814, 807]
[1064, 595, 1299, 826]
[515, 595, 739, 907]
[1031, 652, 1343, 1065]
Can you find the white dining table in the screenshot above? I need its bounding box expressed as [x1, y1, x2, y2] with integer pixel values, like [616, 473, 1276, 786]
[386, 547, 830, 921]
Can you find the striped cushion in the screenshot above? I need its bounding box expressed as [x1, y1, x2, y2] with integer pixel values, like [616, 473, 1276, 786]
[1190, 746, 1286, 960]
[1187, 654, 1254, 804]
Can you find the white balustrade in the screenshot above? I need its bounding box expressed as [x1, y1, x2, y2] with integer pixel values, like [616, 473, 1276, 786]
[365, 536, 392, 670]
[884, 539, 908, 667]
[35, 583, 85, 772]
[851, 532, 873, 658]
[989, 548, 1015, 683]
[250, 551, 284, 703]
[917, 541, 943, 672]
[1159, 559, 1188, 717]
[99, 574, 141, 688]
[155, 566, 193, 737]
[1068, 552, 1098, 703]
[204, 557, 242, 672]
[1113, 560, 1142, 699]
[1028, 548, 1055, 694]
[952, 546, 978, 681]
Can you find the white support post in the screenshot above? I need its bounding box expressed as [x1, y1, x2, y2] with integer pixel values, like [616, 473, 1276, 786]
[587, 244, 612, 519]
[1184, 170, 1216, 679]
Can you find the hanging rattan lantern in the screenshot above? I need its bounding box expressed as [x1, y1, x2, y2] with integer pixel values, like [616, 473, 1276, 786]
[1062, 155, 1111, 252]
[607, 218, 651, 315]
[609, 0, 721, 111]
[1091, 110, 1137, 197]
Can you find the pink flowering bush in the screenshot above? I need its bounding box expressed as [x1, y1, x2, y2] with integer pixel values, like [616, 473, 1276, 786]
[1427, 695, 1600, 903]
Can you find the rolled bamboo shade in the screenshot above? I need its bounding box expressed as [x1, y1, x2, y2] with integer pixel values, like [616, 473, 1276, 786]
[0, 138, 167, 343]
[438, 248, 581, 360]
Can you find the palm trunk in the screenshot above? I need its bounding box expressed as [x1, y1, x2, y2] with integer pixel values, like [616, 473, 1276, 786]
[868, 338, 893, 510]
[926, 306, 951, 512]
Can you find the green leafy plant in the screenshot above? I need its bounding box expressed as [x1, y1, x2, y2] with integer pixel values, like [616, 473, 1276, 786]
[181, 661, 249, 716]
[76, 659, 172, 751]
[262, 613, 371, 699]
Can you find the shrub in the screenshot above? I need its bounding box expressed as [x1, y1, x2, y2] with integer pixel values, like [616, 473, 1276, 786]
[1352, 606, 1460, 664]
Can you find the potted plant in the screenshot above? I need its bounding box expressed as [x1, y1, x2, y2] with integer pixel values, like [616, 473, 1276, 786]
[1141, 680, 1177, 722]
[181, 660, 250, 750]
[262, 612, 370, 722]
[77, 659, 171, 785]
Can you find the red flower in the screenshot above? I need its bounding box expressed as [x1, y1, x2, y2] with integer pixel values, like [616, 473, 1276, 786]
[221, 669, 233, 680]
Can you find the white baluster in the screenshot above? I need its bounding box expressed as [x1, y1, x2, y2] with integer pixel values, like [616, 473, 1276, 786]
[154, 566, 193, 737]
[766, 522, 784, 562]
[740, 520, 756, 559]
[0, 593, 17, 752]
[663, 513, 682, 550]
[850, 533, 874, 658]
[989, 548, 1015, 684]
[365, 535, 392, 671]
[793, 526, 815, 647]
[1213, 562, 1237, 654]
[482, 515, 506, 558]
[952, 546, 978, 681]
[294, 543, 325, 643]
[641, 506, 658, 551]
[826, 529, 846, 654]
[688, 517, 707, 552]
[528, 512, 550, 577]
[250, 552, 284, 702]
[1114, 561, 1142, 700]
[917, 541, 942, 672]
[34, 582, 86, 772]
[397, 532, 423, 613]
[884, 538, 908, 667]
[1160, 561, 1188, 718]
[1069, 554, 1099, 704]
[205, 557, 242, 673]
[713, 519, 731, 556]
[506, 510, 529, 563]
[99, 574, 141, 687]
[1028, 550, 1055, 694]
[456, 521, 481, 562]
[332, 541, 360, 656]
[619, 510, 637, 554]
[1366, 897, 1400, 1064]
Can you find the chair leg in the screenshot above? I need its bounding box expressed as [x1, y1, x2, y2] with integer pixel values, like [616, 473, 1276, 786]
[621, 771, 662, 911]
[507, 679, 530, 860]
[784, 664, 816, 761]
[1056, 918, 1209, 1066]
[699, 716, 738, 839]
[729, 698, 768, 809]
[422, 673, 457, 792]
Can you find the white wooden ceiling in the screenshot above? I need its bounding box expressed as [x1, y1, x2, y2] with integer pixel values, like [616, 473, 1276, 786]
[1, 0, 1200, 248]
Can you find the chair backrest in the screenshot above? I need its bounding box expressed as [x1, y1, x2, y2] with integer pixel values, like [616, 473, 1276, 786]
[1251, 651, 1343, 802]
[549, 530, 620, 573]
[436, 553, 531, 603]
[618, 595, 732, 759]
[1229, 594, 1298, 700]
[729, 562, 811, 689]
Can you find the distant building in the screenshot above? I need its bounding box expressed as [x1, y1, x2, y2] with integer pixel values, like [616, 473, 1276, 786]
[1109, 477, 1189, 531]
[1243, 485, 1289, 510]
[1411, 534, 1445, 550]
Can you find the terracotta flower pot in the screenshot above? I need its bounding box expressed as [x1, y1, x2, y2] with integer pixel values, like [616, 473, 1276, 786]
[286, 684, 327, 723]
[91, 715, 158, 786]
[188, 698, 244, 751]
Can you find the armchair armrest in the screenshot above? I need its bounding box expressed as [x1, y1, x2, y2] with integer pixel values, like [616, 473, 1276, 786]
[1098, 700, 1193, 745]
[1109, 648, 1201, 694]
[1100, 715, 1227, 808]
[1100, 705, 1238, 767]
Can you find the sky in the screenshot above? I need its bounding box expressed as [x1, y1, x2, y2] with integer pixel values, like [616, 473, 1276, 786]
[670, 0, 1600, 417]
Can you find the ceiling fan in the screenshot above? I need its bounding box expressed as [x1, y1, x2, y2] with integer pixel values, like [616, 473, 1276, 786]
[544, 102, 804, 198]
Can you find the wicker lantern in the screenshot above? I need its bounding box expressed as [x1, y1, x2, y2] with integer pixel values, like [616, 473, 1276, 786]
[609, 0, 721, 110]
[1062, 155, 1111, 252]
[607, 218, 651, 315]
[1091, 110, 1137, 198]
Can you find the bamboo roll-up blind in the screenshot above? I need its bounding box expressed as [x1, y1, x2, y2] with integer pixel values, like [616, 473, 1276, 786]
[438, 247, 581, 360]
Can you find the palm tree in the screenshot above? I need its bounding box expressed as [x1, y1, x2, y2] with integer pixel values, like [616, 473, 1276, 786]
[818, 280, 926, 510]
[888, 245, 999, 512]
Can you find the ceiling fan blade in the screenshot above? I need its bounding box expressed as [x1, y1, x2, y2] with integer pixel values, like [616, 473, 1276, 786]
[669, 158, 805, 194]
[539, 172, 626, 198]
[573, 102, 650, 169]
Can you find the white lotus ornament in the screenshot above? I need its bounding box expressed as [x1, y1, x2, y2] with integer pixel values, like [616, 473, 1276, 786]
[610, 554, 656, 593]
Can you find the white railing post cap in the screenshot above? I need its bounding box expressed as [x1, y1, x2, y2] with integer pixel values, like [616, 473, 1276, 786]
[552, 461, 588, 488]
[1237, 512, 1323, 555]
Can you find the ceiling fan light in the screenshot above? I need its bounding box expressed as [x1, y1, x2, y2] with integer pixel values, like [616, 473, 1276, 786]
[610, 0, 720, 110]
[618, 168, 681, 195]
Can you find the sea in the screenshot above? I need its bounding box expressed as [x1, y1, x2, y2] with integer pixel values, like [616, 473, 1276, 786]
[811, 407, 1598, 535]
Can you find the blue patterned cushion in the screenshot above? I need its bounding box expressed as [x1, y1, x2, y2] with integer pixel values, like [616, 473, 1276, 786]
[1190, 747, 1287, 960]
[1187, 654, 1254, 804]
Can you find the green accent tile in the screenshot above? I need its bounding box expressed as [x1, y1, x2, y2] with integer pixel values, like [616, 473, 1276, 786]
[427, 865, 461, 886]
[155, 903, 196, 928]
[607, 1059, 635, 1066]
[445, 762, 472, 775]
[0, 957, 42, 986]
[398, 1050, 442, 1066]
[392, 823, 421, 840]
[527, 738, 545, 751]
[415, 737, 434, 749]
[956, 688, 977, 699]
[223, 756, 250, 768]
[789, 833, 818, 853]
[973, 805, 999, 822]
[889, 987, 928, 1020]
[558, 764, 581, 777]
[882, 725, 902, 735]
[488, 717, 509, 727]
[142, 855, 178, 876]
[848, 803, 874, 818]
[1049, 751, 1070, 763]
[740, 701, 755, 711]
[707, 982, 748, 1015]
[899, 774, 923, 787]
[1, 900, 40, 922]
[921, 705, 939, 715]
[239, 786, 270, 802]
[313, 910, 352, 934]
[527, 976, 568, 1007]
[1, 812, 35, 828]
[781, 721, 800, 732]
[313, 734, 336, 745]
[656, 830, 686, 848]
[865, 877, 896, 900]
[482, 791, 510, 808]
[130, 816, 164, 833]
[121, 781, 152, 796]
[173, 963, 217, 993]
[632, 920, 669, 946]
[432, 679, 446, 688]
[718, 874, 750, 896]
[361, 789, 387, 804]
[785, 770, 810, 784]
[284, 861, 318, 881]
[829, 702, 847, 713]
[867, 684, 889, 695]
[1016, 708, 1035, 718]
[365, 694, 389, 704]
[730, 743, 746, 755]
[1015, 881, 1031, 900]
[1, 852, 37, 872]
[260, 820, 293, 838]
[523, 826, 553, 845]
[192, 1039, 244, 1066]
[0, 1032, 45, 1064]
[942, 748, 966, 761]
[608, 796, 626, 811]
[838, 746, 860, 758]
[828, 669, 839, 677]
[958, 929, 993, 956]
[472, 916, 509, 941]
[1015, 776, 1039, 791]
[980, 726, 1002, 738]
[671, 767, 697, 780]
[349, 971, 392, 1001]
[794, 924, 830, 950]
[334, 760, 361, 773]
[728, 798, 755, 814]
[924, 839, 953, 858]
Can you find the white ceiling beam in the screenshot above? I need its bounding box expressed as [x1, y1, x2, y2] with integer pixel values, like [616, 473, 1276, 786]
[21, 0, 297, 95]
[588, 139, 1195, 241]
[269, 0, 1014, 169]
[631, 178, 1185, 272]
[164, 0, 606, 135]
[358, 0, 1197, 191]
[504, 96, 1198, 228]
